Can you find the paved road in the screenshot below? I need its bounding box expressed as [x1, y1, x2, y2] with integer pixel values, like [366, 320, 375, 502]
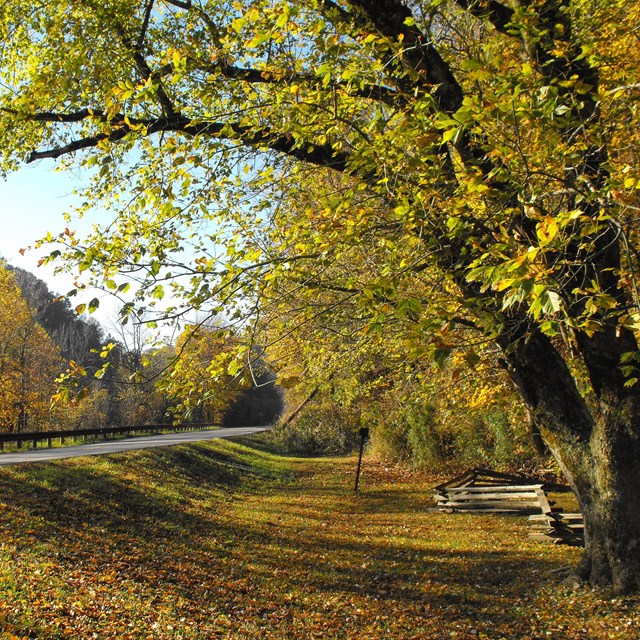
[0, 426, 269, 467]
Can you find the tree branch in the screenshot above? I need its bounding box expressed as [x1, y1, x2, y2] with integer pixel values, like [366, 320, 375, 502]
[187, 61, 402, 106]
[453, 0, 514, 34]
[1, 107, 104, 123]
[137, 0, 155, 49]
[166, 2, 404, 107]
[162, 0, 191, 8]
[346, 0, 464, 112]
[114, 20, 177, 118]
[27, 128, 130, 162]
[25, 112, 356, 173]
[316, 0, 356, 25]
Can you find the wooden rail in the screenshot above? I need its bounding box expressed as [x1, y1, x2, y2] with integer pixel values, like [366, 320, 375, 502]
[434, 468, 557, 515]
[432, 467, 583, 546]
[0, 423, 219, 451]
[433, 483, 553, 515]
[528, 512, 584, 546]
[434, 468, 553, 515]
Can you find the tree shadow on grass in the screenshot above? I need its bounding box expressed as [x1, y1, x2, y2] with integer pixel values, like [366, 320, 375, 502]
[0, 445, 257, 559]
[0, 442, 591, 639]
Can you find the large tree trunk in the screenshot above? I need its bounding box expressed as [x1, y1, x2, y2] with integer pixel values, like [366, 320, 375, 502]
[576, 419, 640, 592]
[502, 325, 640, 592]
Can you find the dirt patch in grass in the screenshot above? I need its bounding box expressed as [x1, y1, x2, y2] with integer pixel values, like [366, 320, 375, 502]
[0, 436, 638, 639]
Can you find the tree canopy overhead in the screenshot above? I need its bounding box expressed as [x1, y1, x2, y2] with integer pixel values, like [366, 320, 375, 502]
[2, 0, 640, 591]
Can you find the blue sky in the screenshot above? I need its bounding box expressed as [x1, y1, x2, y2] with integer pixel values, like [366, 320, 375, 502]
[1, 162, 75, 275]
[0, 161, 211, 334]
[0, 162, 119, 321]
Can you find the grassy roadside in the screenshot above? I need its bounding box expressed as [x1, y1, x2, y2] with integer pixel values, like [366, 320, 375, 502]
[0, 437, 638, 639]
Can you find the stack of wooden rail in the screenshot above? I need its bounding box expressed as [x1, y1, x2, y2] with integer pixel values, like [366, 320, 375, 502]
[528, 512, 584, 546]
[432, 468, 584, 546]
[433, 468, 553, 515]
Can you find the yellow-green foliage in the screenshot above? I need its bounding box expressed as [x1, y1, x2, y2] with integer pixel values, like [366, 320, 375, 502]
[3, 0, 640, 589]
[50, 387, 111, 431]
[0, 264, 63, 431]
[158, 325, 247, 423]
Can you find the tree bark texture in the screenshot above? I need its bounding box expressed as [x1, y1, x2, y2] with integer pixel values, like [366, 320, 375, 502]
[504, 327, 640, 592]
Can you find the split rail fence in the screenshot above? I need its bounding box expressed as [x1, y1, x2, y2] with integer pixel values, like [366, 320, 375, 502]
[433, 468, 584, 546]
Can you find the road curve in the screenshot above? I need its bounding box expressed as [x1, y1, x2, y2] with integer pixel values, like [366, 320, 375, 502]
[0, 426, 270, 467]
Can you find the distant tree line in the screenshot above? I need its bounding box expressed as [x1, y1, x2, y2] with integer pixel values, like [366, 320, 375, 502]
[0, 262, 282, 433]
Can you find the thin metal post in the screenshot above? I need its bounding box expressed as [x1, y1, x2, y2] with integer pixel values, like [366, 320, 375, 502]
[354, 427, 370, 494]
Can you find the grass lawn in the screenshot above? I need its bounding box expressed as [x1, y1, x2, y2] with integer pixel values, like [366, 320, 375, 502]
[0, 436, 638, 639]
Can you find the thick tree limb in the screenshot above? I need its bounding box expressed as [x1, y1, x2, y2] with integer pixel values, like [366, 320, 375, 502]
[499, 324, 594, 443]
[27, 128, 130, 162]
[25, 112, 355, 173]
